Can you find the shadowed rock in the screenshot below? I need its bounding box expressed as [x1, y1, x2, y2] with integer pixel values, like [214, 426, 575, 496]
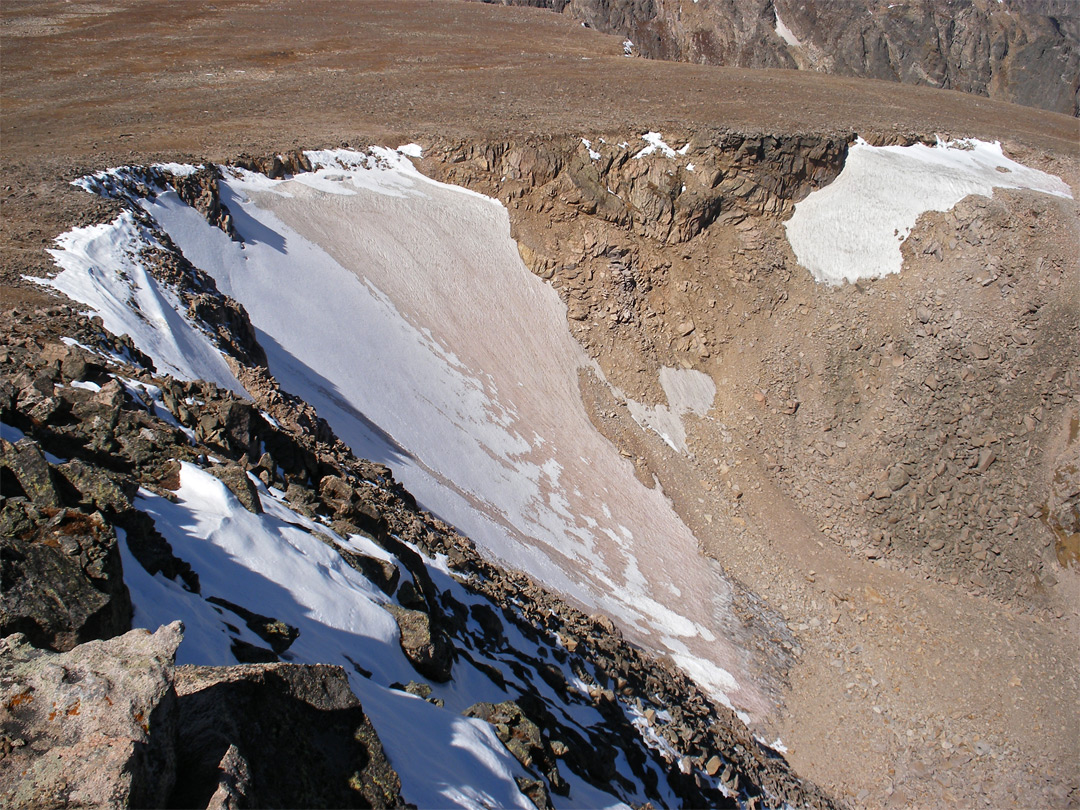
[173, 663, 404, 809]
[0, 499, 132, 651]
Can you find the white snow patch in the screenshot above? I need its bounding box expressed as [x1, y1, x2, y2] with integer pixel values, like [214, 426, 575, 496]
[633, 132, 677, 159]
[626, 367, 715, 453]
[581, 139, 602, 161]
[153, 162, 202, 177]
[774, 10, 802, 48]
[42, 212, 245, 395]
[786, 137, 1073, 285]
[664, 637, 745, 719]
[397, 143, 424, 158]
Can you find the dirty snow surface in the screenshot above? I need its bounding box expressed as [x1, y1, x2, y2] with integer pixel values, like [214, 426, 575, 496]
[48, 149, 760, 722]
[785, 137, 1073, 285]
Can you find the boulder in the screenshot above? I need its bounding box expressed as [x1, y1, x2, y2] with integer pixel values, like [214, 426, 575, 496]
[0, 500, 132, 651]
[204, 744, 254, 810]
[0, 622, 182, 809]
[333, 544, 400, 596]
[387, 605, 454, 682]
[208, 462, 263, 514]
[2, 439, 61, 508]
[173, 662, 402, 809]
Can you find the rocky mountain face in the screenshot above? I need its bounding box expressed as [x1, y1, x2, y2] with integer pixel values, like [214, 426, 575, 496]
[425, 130, 1078, 607]
[483, 0, 1079, 115]
[0, 165, 837, 808]
[2, 128, 1075, 809]
[420, 129, 1078, 807]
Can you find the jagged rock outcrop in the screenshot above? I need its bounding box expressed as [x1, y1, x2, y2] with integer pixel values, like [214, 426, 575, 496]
[173, 663, 403, 809]
[431, 133, 848, 247]
[0, 622, 183, 809]
[0, 620, 404, 810]
[484, 0, 1079, 115]
[0, 456, 133, 652]
[170, 166, 239, 239]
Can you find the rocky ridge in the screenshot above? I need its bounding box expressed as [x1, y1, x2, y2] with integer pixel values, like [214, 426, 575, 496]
[485, 0, 1079, 115]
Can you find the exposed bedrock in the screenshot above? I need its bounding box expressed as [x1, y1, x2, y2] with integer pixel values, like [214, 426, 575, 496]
[420, 130, 1079, 608]
[0, 622, 404, 810]
[482, 0, 1079, 115]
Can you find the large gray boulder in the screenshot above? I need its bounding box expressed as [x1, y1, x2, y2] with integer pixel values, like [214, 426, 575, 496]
[0, 622, 183, 809]
[173, 663, 404, 809]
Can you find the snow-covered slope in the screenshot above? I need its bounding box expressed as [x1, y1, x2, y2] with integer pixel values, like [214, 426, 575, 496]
[785, 138, 1073, 285]
[45, 213, 246, 395]
[48, 148, 761, 719]
[120, 461, 667, 809]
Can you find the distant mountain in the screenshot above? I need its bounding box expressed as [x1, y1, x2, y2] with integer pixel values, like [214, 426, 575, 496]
[482, 0, 1079, 115]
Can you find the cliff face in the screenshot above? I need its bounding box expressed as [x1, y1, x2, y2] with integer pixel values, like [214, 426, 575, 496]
[486, 0, 1079, 115]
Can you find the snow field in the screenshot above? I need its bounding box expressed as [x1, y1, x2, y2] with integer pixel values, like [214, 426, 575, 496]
[785, 137, 1073, 285]
[41, 147, 768, 806]
[132, 148, 755, 714]
[120, 460, 680, 808]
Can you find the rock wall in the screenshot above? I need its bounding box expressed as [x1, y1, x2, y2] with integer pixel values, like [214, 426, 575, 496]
[417, 130, 1079, 608]
[481, 0, 1079, 115]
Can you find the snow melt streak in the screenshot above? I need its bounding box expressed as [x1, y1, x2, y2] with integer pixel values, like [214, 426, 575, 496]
[785, 138, 1073, 285]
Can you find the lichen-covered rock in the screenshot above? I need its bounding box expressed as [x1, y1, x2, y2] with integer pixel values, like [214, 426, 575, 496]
[208, 462, 263, 514]
[0, 622, 183, 809]
[173, 663, 403, 809]
[0, 499, 132, 651]
[2, 439, 62, 508]
[386, 604, 455, 683]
